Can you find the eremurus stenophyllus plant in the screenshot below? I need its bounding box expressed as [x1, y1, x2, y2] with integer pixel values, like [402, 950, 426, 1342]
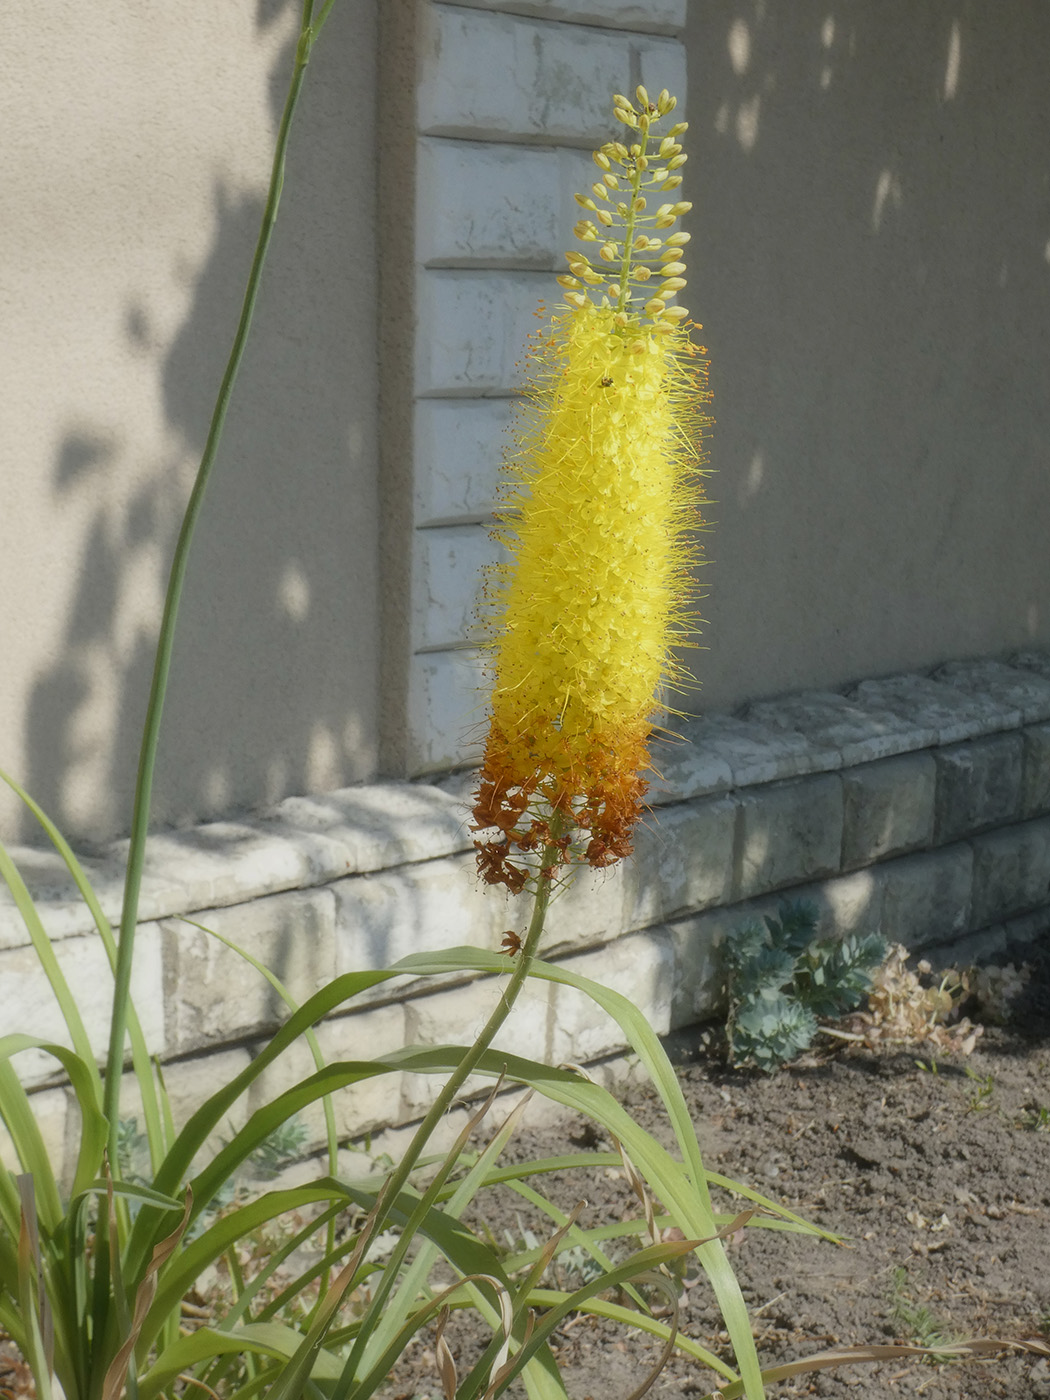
[0, 74, 873, 1400]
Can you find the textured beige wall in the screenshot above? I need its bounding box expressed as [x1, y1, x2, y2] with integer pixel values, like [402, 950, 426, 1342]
[685, 3, 1050, 713]
[0, 2, 380, 844]
[6, 2, 1050, 848]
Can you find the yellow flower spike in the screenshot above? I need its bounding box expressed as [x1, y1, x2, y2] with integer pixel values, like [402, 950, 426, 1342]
[472, 88, 712, 895]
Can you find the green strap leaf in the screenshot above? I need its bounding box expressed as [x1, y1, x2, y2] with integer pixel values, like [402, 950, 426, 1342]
[0, 836, 101, 1103]
[136, 1320, 346, 1400]
[0, 1037, 109, 1229]
[0, 768, 166, 1171]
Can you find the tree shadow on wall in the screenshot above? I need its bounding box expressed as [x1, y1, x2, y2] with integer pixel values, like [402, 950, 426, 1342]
[23, 0, 379, 846]
[685, 0, 1050, 710]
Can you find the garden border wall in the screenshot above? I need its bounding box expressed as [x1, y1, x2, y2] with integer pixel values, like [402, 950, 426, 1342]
[5, 650, 1050, 1180]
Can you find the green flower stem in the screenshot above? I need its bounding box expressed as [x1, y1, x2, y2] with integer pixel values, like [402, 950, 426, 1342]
[336, 849, 561, 1394]
[102, 0, 324, 1157]
[614, 133, 649, 312]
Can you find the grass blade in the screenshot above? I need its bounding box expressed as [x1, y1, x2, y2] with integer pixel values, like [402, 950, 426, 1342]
[0, 768, 167, 1172]
[0, 836, 100, 1099]
[0, 1037, 112, 1231]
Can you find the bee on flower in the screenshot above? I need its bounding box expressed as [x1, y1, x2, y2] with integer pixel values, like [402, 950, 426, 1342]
[472, 87, 712, 898]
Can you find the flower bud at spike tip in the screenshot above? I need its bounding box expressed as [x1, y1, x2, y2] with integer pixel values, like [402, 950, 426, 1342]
[472, 88, 712, 896]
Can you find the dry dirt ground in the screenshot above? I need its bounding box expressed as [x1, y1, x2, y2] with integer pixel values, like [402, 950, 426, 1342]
[3, 959, 1048, 1400]
[428, 957, 1050, 1400]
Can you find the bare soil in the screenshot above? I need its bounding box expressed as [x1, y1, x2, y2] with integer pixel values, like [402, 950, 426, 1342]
[4, 962, 1049, 1400]
[404, 953, 1050, 1400]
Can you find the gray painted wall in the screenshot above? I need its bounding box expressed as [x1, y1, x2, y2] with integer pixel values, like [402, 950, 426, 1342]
[2, 1, 1049, 847]
[0, 2, 381, 844]
[687, 2, 1050, 711]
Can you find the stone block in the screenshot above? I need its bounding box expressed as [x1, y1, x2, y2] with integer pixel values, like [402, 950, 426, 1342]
[666, 910, 729, 1025]
[413, 398, 511, 525]
[4, 922, 165, 1086]
[400, 975, 553, 1116]
[540, 860, 628, 951]
[547, 928, 675, 1063]
[0, 779, 481, 953]
[970, 817, 1050, 927]
[1000, 903, 1050, 955]
[413, 522, 502, 650]
[934, 657, 1050, 725]
[415, 268, 547, 395]
[746, 690, 936, 767]
[850, 673, 1020, 746]
[789, 868, 885, 945]
[453, 0, 686, 31]
[920, 924, 1008, 973]
[161, 888, 338, 1056]
[671, 713, 840, 796]
[1010, 650, 1050, 682]
[264, 780, 475, 876]
[355, 1102, 491, 1178]
[333, 852, 511, 983]
[406, 646, 488, 774]
[418, 6, 686, 142]
[417, 137, 593, 268]
[0, 840, 209, 949]
[1021, 723, 1050, 819]
[123, 823, 317, 923]
[624, 795, 736, 928]
[434, 816, 627, 960]
[245, 1001, 409, 1149]
[876, 845, 973, 950]
[841, 752, 935, 868]
[670, 868, 884, 1028]
[734, 774, 843, 901]
[0, 843, 123, 948]
[0, 1083, 69, 1186]
[646, 721, 734, 803]
[160, 1046, 253, 1176]
[933, 735, 1023, 843]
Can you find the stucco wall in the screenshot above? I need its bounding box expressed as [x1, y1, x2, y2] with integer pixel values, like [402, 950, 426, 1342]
[687, 2, 1050, 711]
[377, 0, 1050, 778]
[4, 1, 1049, 847]
[0, 2, 381, 845]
